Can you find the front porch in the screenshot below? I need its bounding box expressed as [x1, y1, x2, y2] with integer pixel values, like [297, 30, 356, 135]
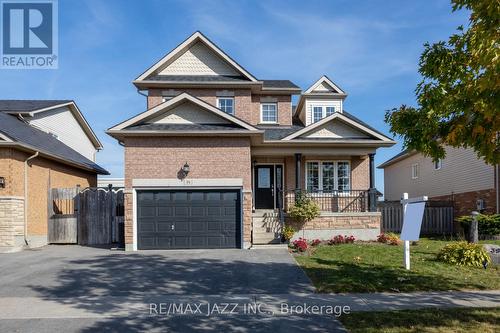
[251, 153, 381, 244]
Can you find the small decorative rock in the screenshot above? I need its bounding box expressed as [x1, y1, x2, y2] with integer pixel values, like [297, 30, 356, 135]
[483, 244, 500, 265]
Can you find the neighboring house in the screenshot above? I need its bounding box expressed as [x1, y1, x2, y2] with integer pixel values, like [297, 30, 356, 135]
[0, 100, 108, 252]
[97, 177, 125, 188]
[379, 146, 499, 217]
[107, 31, 395, 251]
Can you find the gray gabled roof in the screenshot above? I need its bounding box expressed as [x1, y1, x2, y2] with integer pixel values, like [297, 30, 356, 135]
[378, 149, 412, 169]
[0, 100, 72, 113]
[342, 110, 393, 140]
[147, 75, 250, 83]
[125, 123, 245, 131]
[257, 124, 305, 140]
[0, 112, 108, 174]
[262, 80, 300, 89]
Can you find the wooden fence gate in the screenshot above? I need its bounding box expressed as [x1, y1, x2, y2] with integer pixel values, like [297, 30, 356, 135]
[379, 201, 455, 235]
[49, 186, 124, 245]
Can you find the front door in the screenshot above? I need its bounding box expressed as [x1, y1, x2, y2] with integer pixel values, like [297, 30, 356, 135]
[254, 165, 274, 209]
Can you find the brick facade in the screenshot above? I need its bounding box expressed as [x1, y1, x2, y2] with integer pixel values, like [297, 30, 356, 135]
[432, 188, 497, 217]
[0, 197, 24, 249]
[124, 136, 253, 247]
[147, 88, 292, 126]
[286, 212, 381, 241]
[0, 147, 97, 249]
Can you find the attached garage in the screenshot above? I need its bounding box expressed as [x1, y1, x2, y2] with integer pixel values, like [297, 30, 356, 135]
[137, 189, 242, 250]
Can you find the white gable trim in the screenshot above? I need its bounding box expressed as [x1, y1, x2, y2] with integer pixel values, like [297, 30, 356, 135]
[304, 75, 346, 95]
[5, 101, 103, 149]
[108, 92, 258, 131]
[0, 131, 13, 142]
[136, 31, 258, 82]
[282, 113, 393, 142]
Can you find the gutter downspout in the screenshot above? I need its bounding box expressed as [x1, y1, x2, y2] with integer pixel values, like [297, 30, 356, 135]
[24, 151, 39, 246]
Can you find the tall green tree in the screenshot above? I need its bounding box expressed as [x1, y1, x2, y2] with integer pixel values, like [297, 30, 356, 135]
[385, 0, 499, 164]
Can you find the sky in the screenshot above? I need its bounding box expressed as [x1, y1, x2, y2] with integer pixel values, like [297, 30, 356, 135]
[0, 0, 469, 194]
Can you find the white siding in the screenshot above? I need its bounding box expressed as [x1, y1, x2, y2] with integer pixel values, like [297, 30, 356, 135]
[159, 42, 239, 76]
[147, 102, 229, 124]
[28, 106, 97, 161]
[312, 81, 337, 93]
[305, 98, 343, 125]
[303, 120, 369, 138]
[384, 147, 494, 201]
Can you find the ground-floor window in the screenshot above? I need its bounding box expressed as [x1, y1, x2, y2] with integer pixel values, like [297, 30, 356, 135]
[306, 161, 351, 192]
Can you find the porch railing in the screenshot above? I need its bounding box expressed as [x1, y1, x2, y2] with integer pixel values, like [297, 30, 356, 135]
[283, 189, 369, 213]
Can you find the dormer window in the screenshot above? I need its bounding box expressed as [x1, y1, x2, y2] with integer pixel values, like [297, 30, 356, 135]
[311, 106, 337, 123]
[217, 97, 234, 115]
[313, 107, 323, 123]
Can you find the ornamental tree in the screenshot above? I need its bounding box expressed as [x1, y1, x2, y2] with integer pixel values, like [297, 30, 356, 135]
[385, 0, 499, 164]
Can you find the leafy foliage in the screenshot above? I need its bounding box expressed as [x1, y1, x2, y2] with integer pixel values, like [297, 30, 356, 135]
[282, 225, 296, 241]
[288, 192, 320, 224]
[377, 233, 401, 245]
[310, 239, 322, 247]
[437, 241, 491, 267]
[457, 214, 500, 236]
[385, 0, 500, 164]
[291, 237, 308, 252]
[328, 235, 356, 245]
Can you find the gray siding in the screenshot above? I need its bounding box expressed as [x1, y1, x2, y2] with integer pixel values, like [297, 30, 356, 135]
[384, 147, 494, 201]
[28, 106, 97, 161]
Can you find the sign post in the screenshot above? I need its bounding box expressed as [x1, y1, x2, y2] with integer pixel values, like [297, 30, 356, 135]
[400, 192, 428, 270]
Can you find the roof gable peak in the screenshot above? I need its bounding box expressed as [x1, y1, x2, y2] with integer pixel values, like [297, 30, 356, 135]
[135, 31, 258, 82]
[305, 75, 346, 95]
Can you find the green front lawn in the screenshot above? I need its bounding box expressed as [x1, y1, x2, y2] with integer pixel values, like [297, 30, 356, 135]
[340, 307, 500, 333]
[294, 238, 500, 293]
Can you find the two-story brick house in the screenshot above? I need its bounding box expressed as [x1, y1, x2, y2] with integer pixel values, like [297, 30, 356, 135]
[107, 31, 395, 250]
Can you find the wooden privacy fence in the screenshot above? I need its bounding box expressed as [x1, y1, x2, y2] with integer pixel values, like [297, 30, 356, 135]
[48, 186, 124, 245]
[379, 201, 455, 235]
[48, 188, 78, 243]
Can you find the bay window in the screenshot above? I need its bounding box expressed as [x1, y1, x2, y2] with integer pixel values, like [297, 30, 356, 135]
[306, 161, 351, 192]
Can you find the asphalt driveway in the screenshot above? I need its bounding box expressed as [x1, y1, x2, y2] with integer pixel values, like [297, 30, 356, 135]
[0, 246, 348, 332]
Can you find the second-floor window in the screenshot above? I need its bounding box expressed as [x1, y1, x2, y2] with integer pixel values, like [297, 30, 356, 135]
[217, 97, 234, 115]
[411, 163, 419, 179]
[261, 103, 277, 123]
[313, 107, 323, 123]
[311, 106, 336, 123]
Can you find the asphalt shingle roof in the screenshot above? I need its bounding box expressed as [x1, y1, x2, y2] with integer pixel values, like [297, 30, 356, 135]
[0, 100, 72, 113]
[147, 75, 250, 83]
[262, 80, 300, 89]
[257, 124, 305, 140]
[0, 112, 108, 174]
[125, 123, 246, 131]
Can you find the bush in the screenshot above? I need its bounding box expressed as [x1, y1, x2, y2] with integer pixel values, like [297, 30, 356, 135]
[328, 235, 355, 245]
[310, 239, 321, 247]
[377, 233, 400, 245]
[437, 241, 491, 267]
[291, 238, 308, 252]
[457, 214, 500, 236]
[282, 225, 296, 242]
[288, 193, 320, 224]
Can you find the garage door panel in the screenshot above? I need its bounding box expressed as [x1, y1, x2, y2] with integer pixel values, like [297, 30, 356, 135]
[137, 190, 241, 250]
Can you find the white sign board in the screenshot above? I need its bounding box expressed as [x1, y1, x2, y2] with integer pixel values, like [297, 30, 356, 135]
[400, 201, 426, 241]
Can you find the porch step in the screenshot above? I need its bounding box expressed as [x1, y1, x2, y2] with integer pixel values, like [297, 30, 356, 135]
[253, 234, 282, 244]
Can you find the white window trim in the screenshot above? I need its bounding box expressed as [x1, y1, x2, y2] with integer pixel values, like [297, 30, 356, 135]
[217, 97, 235, 115]
[411, 163, 419, 179]
[305, 160, 351, 193]
[260, 103, 278, 124]
[310, 105, 336, 123]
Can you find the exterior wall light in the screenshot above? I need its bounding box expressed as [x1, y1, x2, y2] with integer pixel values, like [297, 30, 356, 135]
[182, 162, 190, 176]
[0, 177, 5, 188]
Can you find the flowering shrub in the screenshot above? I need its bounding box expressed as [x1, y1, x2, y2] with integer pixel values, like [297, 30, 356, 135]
[437, 241, 491, 267]
[377, 233, 400, 245]
[282, 225, 296, 242]
[377, 233, 388, 243]
[328, 235, 355, 245]
[292, 238, 308, 252]
[310, 239, 321, 247]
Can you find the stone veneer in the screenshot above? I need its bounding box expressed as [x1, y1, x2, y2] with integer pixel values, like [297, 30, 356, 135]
[286, 212, 381, 241]
[0, 197, 24, 251]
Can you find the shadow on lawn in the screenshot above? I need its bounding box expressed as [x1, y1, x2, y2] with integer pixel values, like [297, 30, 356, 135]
[304, 258, 490, 293]
[340, 307, 500, 332]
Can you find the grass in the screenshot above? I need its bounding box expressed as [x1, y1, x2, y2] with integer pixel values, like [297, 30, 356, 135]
[340, 307, 500, 333]
[294, 238, 500, 293]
